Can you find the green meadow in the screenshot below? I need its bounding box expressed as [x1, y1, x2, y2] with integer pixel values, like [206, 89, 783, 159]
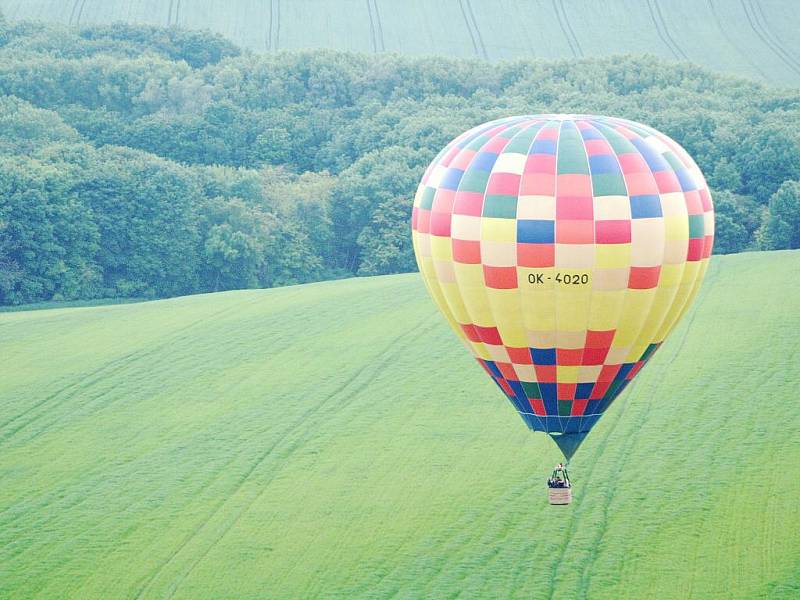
[1, 250, 799, 598]
[1, 0, 799, 85]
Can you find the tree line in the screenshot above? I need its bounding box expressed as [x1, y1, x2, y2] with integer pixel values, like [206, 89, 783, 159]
[1, 13, 800, 304]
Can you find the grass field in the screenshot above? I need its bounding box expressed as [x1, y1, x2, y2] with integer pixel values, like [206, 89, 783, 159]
[1, 250, 799, 599]
[1, 0, 800, 86]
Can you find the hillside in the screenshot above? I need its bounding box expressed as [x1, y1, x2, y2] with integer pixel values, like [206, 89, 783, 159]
[1, 250, 799, 599]
[2, 0, 800, 86]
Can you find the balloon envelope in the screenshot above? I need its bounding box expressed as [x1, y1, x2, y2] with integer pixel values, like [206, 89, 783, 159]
[411, 115, 714, 458]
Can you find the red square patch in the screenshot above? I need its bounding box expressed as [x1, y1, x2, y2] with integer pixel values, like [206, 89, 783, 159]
[557, 174, 593, 197]
[461, 323, 481, 342]
[497, 361, 519, 381]
[590, 381, 611, 400]
[556, 220, 594, 244]
[524, 154, 556, 174]
[529, 398, 546, 416]
[687, 238, 704, 261]
[416, 209, 431, 234]
[475, 325, 502, 345]
[557, 383, 577, 400]
[432, 189, 456, 213]
[482, 137, 510, 153]
[429, 211, 451, 237]
[506, 346, 533, 364]
[684, 190, 703, 215]
[618, 154, 648, 174]
[556, 196, 594, 220]
[584, 139, 614, 156]
[581, 347, 609, 365]
[628, 266, 661, 289]
[453, 191, 484, 216]
[556, 348, 583, 366]
[586, 329, 616, 348]
[486, 172, 521, 196]
[624, 172, 658, 196]
[520, 171, 555, 196]
[654, 171, 681, 194]
[517, 243, 555, 268]
[452, 239, 481, 264]
[572, 399, 588, 416]
[535, 364, 557, 383]
[450, 149, 476, 170]
[483, 265, 518, 289]
[595, 220, 631, 244]
[598, 364, 621, 382]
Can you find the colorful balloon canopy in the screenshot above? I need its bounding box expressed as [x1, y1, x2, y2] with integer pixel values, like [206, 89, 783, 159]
[411, 115, 714, 459]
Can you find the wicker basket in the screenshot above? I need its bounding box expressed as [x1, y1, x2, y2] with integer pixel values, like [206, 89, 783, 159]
[548, 487, 572, 505]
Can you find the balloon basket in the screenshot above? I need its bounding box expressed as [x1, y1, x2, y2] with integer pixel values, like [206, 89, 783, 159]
[548, 487, 572, 505]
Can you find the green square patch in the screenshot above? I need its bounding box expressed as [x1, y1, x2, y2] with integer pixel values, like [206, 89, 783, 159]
[521, 381, 541, 399]
[419, 186, 436, 210]
[499, 125, 524, 139]
[557, 137, 589, 174]
[482, 195, 518, 219]
[592, 173, 628, 196]
[594, 124, 637, 154]
[558, 400, 572, 416]
[688, 214, 705, 238]
[466, 135, 490, 152]
[664, 152, 684, 172]
[459, 169, 490, 194]
[504, 123, 544, 154]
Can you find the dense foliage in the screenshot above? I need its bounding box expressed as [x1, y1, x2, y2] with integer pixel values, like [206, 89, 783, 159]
[1, 14, 800, 304]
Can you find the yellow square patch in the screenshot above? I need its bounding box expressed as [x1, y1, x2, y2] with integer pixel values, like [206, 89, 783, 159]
[481, 218, 517, 242]
[596, 244, 631, 269]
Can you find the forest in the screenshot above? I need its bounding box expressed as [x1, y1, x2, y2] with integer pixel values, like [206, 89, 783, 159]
[1, 13, 800, 304]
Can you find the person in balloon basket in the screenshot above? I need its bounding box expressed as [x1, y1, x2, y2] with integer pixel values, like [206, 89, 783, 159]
[548, 464, 570, 489]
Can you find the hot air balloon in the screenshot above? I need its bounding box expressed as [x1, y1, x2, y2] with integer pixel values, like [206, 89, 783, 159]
[411, 114, 714, 473]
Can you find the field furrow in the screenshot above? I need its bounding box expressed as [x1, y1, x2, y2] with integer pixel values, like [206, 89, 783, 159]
[2, 0, 799, 84]
[741, 0, 800, 77]
[0, 252, 798, 599]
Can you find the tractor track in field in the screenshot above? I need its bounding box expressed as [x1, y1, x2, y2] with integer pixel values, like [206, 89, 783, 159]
[265, 0, 281, 51]
[133, 314, 436, 600]
[372, 0, 385, 52]
[248, 313, 439, 595]
[0, 290, 310, 450]
[575, 261, 722, 595]
[457, 0, 480, 59]
[552, 0, 582, 58]
[0, 294, 277, 448]
[366, 0, 377, 53]
[274, 0, 281, 51]
[547, 262, 721, 597]
[0, 292, 312, 532]
[75, 0, 87, 26]
[752, 0, 800, 73]
[646, 0, 687, 60]
[167, 0, 182, 27]
[67, 0, 80, 25]
[0, 328, 305, 536]
[653, 0, 688, 59]
[707, 0, 763, 80]
[464, 0, 488, 60]
[365, 0, 385, 53]
[543, 380, 634, 599]
[741, 0, 800, 77]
